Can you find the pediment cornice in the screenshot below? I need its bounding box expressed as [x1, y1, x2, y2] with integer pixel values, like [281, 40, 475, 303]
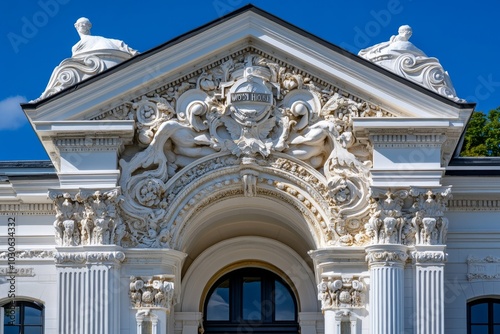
[22, 8, 473, 126]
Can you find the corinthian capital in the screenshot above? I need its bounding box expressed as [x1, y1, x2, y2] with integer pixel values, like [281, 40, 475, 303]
[49, 188, 123, 247]
[365, 188, 410, 245]
[317, 275, 366, 311]
[409, 187, 451, 245]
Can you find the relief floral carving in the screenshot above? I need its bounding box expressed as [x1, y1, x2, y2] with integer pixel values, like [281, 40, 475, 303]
[111, 49, 397, 248]
[49, 188, 123, 247]
[129, 276, 175, 312]
[317, 276, 365, 310]
[409, 187, 451, 245]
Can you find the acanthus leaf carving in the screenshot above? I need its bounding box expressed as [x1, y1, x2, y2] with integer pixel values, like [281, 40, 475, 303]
[409, 187, 451, 245]
[365, 189, 411, 245]
[50, 188, 123, 247]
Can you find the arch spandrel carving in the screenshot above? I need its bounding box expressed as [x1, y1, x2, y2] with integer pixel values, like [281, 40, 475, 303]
[114, 48, 395, 250]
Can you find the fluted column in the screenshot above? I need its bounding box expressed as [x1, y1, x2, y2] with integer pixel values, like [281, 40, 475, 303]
[55, 246, 125, 334]
[365, 188, 411, 334]
[409, 187, 451, 334]
[366, 244, 408, 334]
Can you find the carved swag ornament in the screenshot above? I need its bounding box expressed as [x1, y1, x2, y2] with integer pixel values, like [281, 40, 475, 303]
[95, 49, 399, 248]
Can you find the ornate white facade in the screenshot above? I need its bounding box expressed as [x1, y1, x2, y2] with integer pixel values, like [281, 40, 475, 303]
[1, 6, 499, 334]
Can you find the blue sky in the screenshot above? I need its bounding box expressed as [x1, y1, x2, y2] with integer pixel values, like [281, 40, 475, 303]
[1, 0, 499, 161]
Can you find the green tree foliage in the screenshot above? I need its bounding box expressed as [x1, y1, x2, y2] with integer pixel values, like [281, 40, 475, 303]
[461, 108, 500, 157]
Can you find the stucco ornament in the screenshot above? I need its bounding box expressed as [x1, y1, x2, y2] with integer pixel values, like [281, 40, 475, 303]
[115, 50, 389, 248]
[34, 17, 138, 101]
[409, 187, 451, 245]
[365, 189, 412, 245]
[49, 188, 123, 246]
[358, 25, 462, 101]
[317, 276, 365, 310]
[129, 276, 175, 312]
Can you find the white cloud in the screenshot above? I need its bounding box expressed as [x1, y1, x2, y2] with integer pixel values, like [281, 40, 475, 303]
[0, 96, 29, 130]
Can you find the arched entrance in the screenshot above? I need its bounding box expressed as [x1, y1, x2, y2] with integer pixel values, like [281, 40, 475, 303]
[203, 267, 299, 334]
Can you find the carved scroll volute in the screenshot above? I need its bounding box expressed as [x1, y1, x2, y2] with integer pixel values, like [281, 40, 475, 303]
[409, 187, 451, 245]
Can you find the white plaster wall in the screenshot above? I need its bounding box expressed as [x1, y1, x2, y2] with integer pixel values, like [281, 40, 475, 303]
[444, 209, 500, 334]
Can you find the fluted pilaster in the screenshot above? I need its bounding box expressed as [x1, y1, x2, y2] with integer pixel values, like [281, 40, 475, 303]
[55, 246, 125, 334]
[412, 245, 447, 334]
[366, 244, 408, 334]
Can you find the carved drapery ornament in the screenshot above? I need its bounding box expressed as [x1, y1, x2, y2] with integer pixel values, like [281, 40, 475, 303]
[317, 275, 366, 310]
[129, 275, 175, 312]
[49, 188, 122, 247]
[108, 49, 397, 248]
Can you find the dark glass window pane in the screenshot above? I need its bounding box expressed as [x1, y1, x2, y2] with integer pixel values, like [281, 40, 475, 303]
[274, 280, 295, 321]
[471, 325, 489, 334]
[24, 327, 43, 334]
[3, 306, 20, 325]
[206, 279, 230, 321]
[243, 277, 261, 321]
[24, 306, 43, 325]
[494, 302, 500, 323]
[471, 303, 489, 324]
[4, 326, 21, 334]
[495, 325, 500, 334]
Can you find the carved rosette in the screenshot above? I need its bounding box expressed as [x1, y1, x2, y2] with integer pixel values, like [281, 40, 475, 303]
[129, 276, 175, 312]
[49, 188, 123, 247]
[409, 187, 451, 245]
[317, 275, 366, 310]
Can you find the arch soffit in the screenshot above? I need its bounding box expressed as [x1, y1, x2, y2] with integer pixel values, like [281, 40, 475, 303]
[180, 236, 319, 313]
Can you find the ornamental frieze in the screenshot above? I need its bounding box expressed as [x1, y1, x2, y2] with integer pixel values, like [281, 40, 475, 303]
[129, 276, 175, 312]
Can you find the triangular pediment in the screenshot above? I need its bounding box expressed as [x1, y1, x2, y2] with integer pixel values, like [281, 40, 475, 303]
[23, 6, 473, 123]
[21, 5, 475, 179]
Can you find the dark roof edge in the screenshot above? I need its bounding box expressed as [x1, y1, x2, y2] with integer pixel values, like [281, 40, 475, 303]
[22, 5, 476, 111]
[0, 160, 54, 169]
